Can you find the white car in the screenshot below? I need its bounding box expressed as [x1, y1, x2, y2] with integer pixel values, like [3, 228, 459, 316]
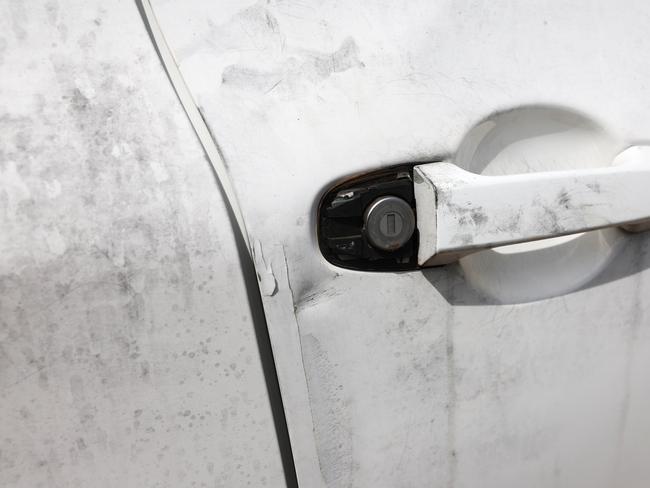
[2, 1, 650, 487]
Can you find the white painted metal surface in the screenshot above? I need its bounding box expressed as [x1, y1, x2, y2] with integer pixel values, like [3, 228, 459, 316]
[150, 1, 650, 487]
[415, 146, 650, 265]
[4, 0, 650, 487]
[0, 1, 285, 487]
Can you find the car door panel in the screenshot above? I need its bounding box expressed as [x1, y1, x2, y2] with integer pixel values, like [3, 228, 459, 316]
[151, 1, 650, 486]
[0, 1, 287, 486]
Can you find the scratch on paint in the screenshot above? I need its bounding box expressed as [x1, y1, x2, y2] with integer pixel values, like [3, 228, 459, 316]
[280, 246, 330, 484]
[295, 284, 342, 313]
[446, 274, 458, 488]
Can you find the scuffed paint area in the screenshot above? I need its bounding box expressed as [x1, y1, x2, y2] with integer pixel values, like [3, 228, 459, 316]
[0, 1, 284, 487]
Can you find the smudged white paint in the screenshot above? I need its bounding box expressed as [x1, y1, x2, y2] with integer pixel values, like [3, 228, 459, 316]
[254, 239, 277, 297]
[44, 227, 67, 256]
[74, 73, 97, 100]
[43, 178, 62, 198]
[149, 159, 170, 182]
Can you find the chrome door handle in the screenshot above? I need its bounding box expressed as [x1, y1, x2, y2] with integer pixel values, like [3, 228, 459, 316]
[414, 146, 650, 265]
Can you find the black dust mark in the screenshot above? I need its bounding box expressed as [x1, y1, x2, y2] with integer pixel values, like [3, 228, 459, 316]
[443, 199, 489, 229]
[613, 235, 647, 479]
[556, 188, 572, 210]
[167, 1, 364, 95]
[586, 182, 602, 193]
[539, 205, 562, 234]
[221, 36, 364, 92]
[295, 277, 342, 312]
[496, 209, 523, 234]
[313, 37, 365, 78]
[173, 3, 284, 66]
[470, 208, 488, 226]
[70, 88, 90, 112]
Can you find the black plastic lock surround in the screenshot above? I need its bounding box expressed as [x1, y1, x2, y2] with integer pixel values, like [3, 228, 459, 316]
[317, 165, 419, 271]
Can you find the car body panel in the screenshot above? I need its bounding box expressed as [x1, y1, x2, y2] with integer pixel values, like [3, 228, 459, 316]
[151, 1, 650, 487]
[0, 1, 285, 486]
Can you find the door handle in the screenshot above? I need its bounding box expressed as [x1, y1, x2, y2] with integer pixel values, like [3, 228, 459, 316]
[414, 146, 650, 266]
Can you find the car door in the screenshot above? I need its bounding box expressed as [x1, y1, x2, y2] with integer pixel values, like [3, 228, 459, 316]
[148, 1, 650, 487]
